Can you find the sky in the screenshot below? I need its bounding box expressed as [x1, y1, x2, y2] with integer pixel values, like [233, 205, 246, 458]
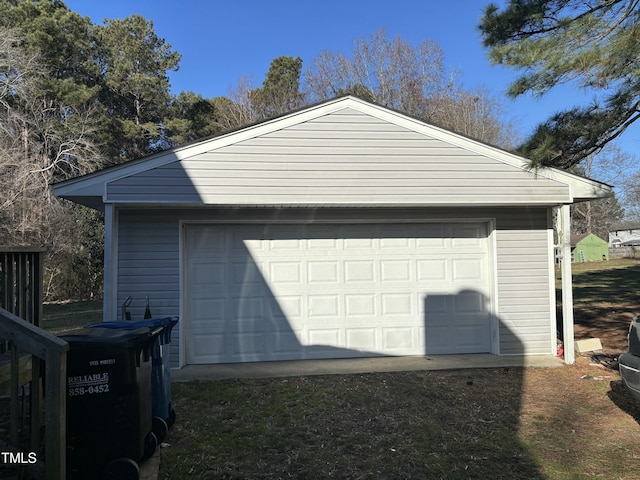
[63, 0, 639, 183]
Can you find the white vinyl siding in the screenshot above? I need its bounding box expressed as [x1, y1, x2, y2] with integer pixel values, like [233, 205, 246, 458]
[106, 109, 570, 206]
[495, 211, 554, 355]
[114, 207, 554, 367]
[117, 215, 181, 366]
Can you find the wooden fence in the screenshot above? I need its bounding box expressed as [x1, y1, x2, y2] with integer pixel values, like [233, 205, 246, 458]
[0, 308, 68, 480]
[0, 247, 44, 326]
[609, 246, 640, 259]
[1, 248, 68, 479]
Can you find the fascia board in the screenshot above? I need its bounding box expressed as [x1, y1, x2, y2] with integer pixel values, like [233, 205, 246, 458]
[542, 168, 613, 201]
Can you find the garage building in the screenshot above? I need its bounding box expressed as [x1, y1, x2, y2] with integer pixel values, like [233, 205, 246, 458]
[53, 96, 611, 367]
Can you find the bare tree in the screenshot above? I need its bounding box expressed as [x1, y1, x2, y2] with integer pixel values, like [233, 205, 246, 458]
[0, 27, 107, 299]
[306, 28, 450, 117]
[0, 96, 105, 243]
[571, 145, 629, 236]
[620, 159, 640, 222]
[304, 28, 515, 147]
[427, 85, 519, 148]
[217, 75, 262, 131]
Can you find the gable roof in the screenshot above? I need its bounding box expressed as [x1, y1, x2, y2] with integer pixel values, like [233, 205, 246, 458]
[53, 96, 612, 210]
[570, 233, 591, 245]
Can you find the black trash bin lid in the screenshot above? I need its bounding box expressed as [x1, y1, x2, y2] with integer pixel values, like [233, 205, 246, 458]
[61, 327, 165, 365]
[59, 327, 151, 347]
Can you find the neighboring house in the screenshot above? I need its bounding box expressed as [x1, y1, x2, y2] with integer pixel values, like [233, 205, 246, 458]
[571, 233, 609, 262]
[609, 225, 640, 247]
[53, 96, 611, 367]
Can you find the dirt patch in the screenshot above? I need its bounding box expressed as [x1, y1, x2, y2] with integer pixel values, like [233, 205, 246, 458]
[574, 302, 635, 354]
[566, 261, 640, 355]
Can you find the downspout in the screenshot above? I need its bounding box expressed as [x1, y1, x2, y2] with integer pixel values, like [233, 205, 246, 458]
[557, 204, 575, 364]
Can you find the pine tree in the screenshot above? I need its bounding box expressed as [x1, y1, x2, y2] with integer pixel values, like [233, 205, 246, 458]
[480, 0, 640, 169]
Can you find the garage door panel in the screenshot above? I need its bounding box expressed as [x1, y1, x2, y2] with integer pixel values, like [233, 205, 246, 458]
[190, 229, 225, 253]
[345, 294, 376, 316]
[344, 234, 374, 250]
[417, 260, 447, 281]
[380, 237, 411, 249]
[452, 258, 486, 282]
[191, 297, 226, 329]
[269, 238, 301, 252]
[231, 261, 265, 286]
[307, 237, 338, 251]
[416, 236, 447, 249]
[424, 294, 448, 314]
[230, 332, 265, 361]
[381, 293, 415, 316]
[272, 295, 302, 320]
[191, 261, 225, 287]
[271, 330, 303, 358]
[454, 291, 486, 313]
[426, 329, 453, 354]
[346, 328, 377, 350]
[308, 261, 339, 284]
[185, 222, 493, 364]
[268, 261, 301, 285]
[380, 260, 412, 282]
[308, 294, 340, 318]
[308, 328, 341, 347]
[231, 296, 266, 322]
[424, 290, 491, 354]
[383, 327, 416, 352]
[345, 260, 375, 283]
[453, 324, 490, 352]
[192, 334, 227, 363]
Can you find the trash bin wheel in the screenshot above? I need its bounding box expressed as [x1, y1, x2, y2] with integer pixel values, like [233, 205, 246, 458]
[152, 416, 168, 444]
[140, 431, 158, 462]
[167, 407, 176, 429]
[103, 457, 140, 480]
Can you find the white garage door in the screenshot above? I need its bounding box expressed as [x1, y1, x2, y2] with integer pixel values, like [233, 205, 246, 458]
[184, 222, 493, 364]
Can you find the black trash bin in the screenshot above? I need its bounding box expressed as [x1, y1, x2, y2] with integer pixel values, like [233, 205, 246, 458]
[87, 317, 178, 442]
[60, 326, 161, 480]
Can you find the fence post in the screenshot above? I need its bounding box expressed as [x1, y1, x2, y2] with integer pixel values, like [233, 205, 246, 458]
[45, 346, 66, 480]
[30, 355, 42, 453]
[9, 342, 19, 446]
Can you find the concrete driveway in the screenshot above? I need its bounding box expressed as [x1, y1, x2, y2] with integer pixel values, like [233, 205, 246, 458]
[171, 354, 563, 382]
